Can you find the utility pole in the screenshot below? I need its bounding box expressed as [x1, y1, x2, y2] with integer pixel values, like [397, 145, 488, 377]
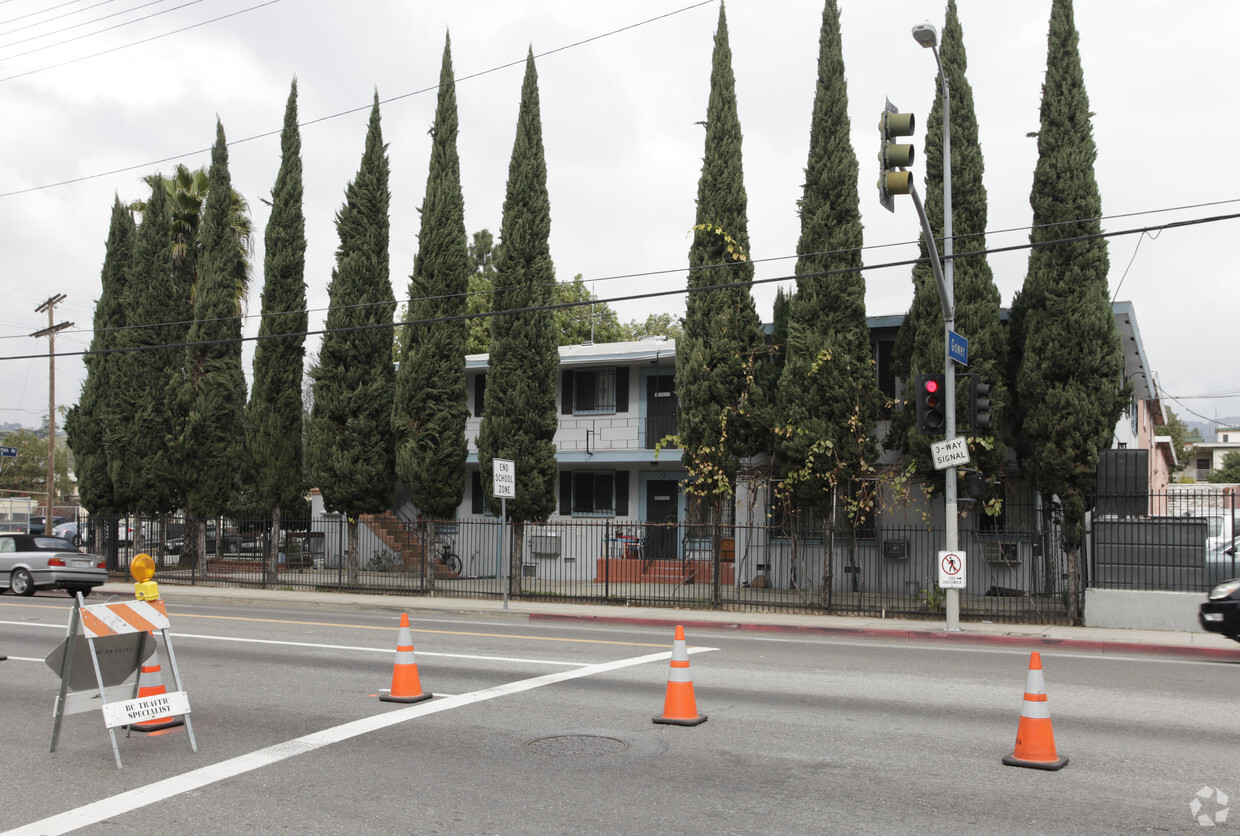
[32, 294, 73, 525]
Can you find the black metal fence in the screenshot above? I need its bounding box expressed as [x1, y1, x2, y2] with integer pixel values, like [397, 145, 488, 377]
[86, 507, 1072, 625]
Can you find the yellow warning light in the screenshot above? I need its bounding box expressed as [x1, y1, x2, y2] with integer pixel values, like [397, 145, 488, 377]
[131, 553, 156, 582]
[131, 553, 160, 601]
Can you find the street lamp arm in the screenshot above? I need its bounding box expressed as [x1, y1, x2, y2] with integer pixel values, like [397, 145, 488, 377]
[907, 179, 954, 324]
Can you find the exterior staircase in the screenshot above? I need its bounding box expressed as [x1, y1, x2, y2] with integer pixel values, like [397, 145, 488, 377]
[359, 512, 458, 578]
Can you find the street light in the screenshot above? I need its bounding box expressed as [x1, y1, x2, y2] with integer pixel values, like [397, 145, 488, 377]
[912, 21, 961, 632]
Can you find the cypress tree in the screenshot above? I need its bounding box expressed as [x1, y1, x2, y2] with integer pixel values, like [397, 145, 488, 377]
[113, 177, 182, 530]
[677, 3, 766, 516]
[775, 0, 878, 526]
[66, 198, 134, 541]
[248, 79, 308, 572]
[1013, 0, 1125, 619]
[174, 120, 248, 557]
[308, 92, 397, 586]
[476, 49, 560, 596]
[892, 0, 1005, 481]
[395, 35, 470, 524]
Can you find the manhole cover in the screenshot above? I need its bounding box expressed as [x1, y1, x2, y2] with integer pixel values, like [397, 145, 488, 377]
[525, 735, 628, 758]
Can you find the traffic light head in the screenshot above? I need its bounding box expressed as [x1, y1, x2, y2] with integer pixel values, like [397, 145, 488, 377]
[969, 377, 993, 432]
[878, 102, 916, 212]
[914, 373, 946, 435]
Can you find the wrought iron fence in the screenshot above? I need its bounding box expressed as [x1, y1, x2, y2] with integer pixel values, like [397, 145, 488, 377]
[86, 508, 1072, 624]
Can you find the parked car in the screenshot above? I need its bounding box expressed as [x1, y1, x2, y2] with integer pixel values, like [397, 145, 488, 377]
[29, 516, 69, 535]
[52, 521, 83, 547]
[1199, 577, 1240, 643]
[0, 533, 107, 597]
[164, 523, 242, 556]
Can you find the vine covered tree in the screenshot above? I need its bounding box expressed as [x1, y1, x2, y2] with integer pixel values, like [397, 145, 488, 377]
[676, 4, 766, 541]
[1010, 0, 1126, 620]
[476, 50, 560, 596]
[308, 92, 397, 586]
[248, 79, 309, 572]
[775, 0, 879, 548]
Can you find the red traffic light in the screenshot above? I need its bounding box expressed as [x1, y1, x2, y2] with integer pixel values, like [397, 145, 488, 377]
[923, 378, 939, 394]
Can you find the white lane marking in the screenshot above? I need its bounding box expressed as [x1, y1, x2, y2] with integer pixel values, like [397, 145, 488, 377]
[5, 646, 715, 836]
[3, 656, 41, 662]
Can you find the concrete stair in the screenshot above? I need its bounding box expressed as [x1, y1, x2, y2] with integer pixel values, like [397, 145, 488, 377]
[359, 512, 458, 578]
[593, 557, 734, 585]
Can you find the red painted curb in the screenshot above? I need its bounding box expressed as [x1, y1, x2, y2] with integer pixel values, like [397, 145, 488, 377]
[526, 612, 1240, 660]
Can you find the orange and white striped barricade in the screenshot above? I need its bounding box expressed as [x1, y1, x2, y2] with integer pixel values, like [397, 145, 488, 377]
[47, 594, 197, 768]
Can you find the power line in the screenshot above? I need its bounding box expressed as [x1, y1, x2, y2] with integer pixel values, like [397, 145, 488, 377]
[0, 0, 198, 56]
[3, 209, 1238, 364]
[0, 0, 716, 195]
[0, 0, 283, 83]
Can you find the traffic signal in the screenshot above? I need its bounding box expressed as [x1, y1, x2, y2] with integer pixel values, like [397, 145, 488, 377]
[969, 377, 993, 432]
[878, 99, 915, 213]
[914, 373, 945, 435]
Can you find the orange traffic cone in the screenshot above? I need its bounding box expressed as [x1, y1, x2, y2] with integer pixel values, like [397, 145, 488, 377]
[128, 647, 184, 733]
[653, 625, 706, 726]
[1002, 651, 1068, 770]
[380, 613, 433, 704]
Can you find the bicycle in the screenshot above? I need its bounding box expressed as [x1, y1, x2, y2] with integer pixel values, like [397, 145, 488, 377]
[432, 533, 462, 577]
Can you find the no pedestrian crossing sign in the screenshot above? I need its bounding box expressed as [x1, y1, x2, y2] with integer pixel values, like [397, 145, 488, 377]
[493, 459, 515, 499]
[938, 551, 966, 589]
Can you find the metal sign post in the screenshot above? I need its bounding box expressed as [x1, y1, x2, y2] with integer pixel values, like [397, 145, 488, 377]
[493, 459, 515, 611]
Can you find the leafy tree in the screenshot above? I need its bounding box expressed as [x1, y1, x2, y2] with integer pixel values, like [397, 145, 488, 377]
[395, 36, 471, 530]
[621, 312, 683, 342]
[248, 79, 308, 572]
[1163, 408, 1189, 476]
[0, 429, 71, 502]
[892, 0, 1005, 481]
[676, 4, 767, 522]
[465, 229, 498, 354]
[775, 0, 879, 532]
[113, 174, 183, 532]
[1209, 451, 1240, 484]
[65, 198, 135, 521]
[171, 121, 249, 560]
[308, 92, 397, 586]
[476, 50, 560, 596]
[1011, 0, 1126, 620]
[555, 275, 625, 345]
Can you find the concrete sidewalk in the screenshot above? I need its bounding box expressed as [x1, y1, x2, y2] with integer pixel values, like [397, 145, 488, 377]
[93, 581, 1240, 661]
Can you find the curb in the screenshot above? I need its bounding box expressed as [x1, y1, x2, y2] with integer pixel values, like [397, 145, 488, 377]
[527, 612, 1240, 661]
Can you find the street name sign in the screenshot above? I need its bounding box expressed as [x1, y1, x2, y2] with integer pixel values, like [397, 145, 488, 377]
[0, 446, 16, 457]
[930, 436, 970, 470]
[948, 330, 968, 365]
[493, 458, 516, 499]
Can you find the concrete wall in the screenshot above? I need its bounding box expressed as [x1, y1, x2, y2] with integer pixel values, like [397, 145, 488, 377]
[1084, 588, 1203, 632]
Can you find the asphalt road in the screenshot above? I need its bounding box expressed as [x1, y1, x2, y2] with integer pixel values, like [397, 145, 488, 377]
[2, 592, 1238, 835]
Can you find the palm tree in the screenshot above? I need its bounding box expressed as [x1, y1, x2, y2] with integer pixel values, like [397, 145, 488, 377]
[129, 163, 254, 312]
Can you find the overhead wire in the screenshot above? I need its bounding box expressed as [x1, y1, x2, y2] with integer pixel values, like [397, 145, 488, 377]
[0, 0, 194, 56]
[2, 209, 1238, 364]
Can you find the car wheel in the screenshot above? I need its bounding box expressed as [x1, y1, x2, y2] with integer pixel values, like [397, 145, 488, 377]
[11, 569, 35, 597]
[226, 539, 240, 555]
[72, 534, 83, 547]
[65, 586, 91, 599]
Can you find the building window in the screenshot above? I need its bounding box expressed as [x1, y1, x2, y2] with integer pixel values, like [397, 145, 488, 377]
[574, 368, 616, 414]
[572, 471, 615, 516]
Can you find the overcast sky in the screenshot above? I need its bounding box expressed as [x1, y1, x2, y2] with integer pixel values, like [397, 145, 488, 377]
[1, 0, 1235, 438]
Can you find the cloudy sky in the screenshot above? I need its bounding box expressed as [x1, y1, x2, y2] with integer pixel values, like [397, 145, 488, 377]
[1, 0, 1235, 438]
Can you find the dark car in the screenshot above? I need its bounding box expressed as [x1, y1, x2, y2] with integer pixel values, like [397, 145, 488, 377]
[164, 522, 242, 556]
[0, 533, 107, 597]
[29, 515, 69, 535]
[1199, 578, 1240, 642]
